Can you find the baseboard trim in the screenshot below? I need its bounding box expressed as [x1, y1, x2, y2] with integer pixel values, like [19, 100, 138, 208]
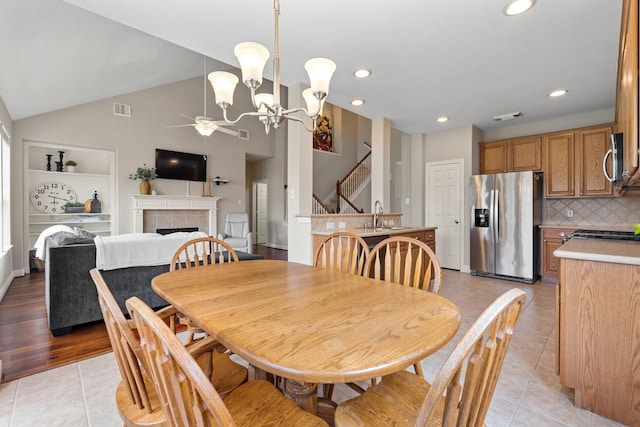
[0, 270, 16, 304]
[265, 243, 288, 250]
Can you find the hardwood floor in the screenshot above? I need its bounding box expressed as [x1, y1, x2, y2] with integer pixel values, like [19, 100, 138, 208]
[0, 245, 287, 382]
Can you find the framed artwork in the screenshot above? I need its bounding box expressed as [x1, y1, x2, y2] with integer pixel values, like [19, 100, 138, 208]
[313, 112, 333, 152]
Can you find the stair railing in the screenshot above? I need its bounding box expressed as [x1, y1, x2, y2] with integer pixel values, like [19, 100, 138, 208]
[312, 193, 333, 214]
[338, 194, 364, 214]
[336, 150, 371, 212]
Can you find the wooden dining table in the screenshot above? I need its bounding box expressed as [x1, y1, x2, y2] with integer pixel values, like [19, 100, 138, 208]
[151, 259, 461, 421]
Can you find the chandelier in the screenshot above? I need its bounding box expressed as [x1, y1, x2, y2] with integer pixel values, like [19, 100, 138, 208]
[207, 0, 336, 134]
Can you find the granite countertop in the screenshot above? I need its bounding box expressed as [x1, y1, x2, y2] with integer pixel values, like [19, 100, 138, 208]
[554, 237, 640, 266]
[540, 224, 635, 232]
[312, 226, 436, 237]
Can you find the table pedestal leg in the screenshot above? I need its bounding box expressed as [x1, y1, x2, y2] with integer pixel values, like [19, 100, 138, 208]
[284, 379, 318, 415]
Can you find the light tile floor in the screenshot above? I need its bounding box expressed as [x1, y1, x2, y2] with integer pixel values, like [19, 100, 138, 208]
[0, 270, 628, 426]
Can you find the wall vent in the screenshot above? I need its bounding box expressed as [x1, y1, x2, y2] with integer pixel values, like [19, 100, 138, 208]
[238, 129, 250, 140]
[492, 111, 522, 121]
[113, 102, 132, 117]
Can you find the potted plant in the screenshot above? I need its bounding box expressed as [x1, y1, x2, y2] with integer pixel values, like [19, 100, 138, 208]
[65, 160, 77, 173]
[63, 201, 85, 213]
[129, 164, 157, 195]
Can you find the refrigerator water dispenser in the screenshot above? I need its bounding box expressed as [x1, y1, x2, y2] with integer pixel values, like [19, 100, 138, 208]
[474, 209, 489, 227]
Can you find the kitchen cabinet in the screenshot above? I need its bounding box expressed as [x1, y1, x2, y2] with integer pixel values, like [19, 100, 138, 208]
[544, 124, 613, 198]
[556, 244, 640, 426]
[479, 136, 542, 174]
[540, 227, 576, 283]
[617, 0, 639, 185]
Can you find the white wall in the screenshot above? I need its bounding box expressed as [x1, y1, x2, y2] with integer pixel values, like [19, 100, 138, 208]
[11, 75, 280, 272]
[483, 108, 614, 140]
[0, 96, 14, 299]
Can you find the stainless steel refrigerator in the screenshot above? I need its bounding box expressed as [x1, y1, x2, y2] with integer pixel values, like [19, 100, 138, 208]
[470, 171, 543, 283]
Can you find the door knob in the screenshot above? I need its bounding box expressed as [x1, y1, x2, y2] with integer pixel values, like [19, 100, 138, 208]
[454, 220, 460, 224]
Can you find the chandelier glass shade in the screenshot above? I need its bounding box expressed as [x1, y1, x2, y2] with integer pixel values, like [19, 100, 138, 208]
[207, 0, 336, 134]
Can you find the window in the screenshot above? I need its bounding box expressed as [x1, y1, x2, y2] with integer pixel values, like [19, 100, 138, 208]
[1, 126, 10, 251]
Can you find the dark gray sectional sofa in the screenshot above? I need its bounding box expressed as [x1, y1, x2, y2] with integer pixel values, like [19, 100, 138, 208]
[44, 235, 263, 336]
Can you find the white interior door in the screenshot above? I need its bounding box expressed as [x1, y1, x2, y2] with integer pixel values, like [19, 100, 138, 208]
[426, 160, 463, 270]
[255, 182, 268, 244]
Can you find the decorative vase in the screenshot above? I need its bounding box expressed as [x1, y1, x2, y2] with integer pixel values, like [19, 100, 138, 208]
[139, 180, 151, 195]
[66, 166, 76, 173]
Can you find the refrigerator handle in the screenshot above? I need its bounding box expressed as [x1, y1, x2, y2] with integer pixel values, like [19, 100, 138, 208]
[492, 189, 499, 242]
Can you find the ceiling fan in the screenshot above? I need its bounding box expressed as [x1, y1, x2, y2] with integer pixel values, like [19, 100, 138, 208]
[168, 57, 239, 137]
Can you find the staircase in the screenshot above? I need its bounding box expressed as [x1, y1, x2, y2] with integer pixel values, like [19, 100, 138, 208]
[312, 145, 371, 214]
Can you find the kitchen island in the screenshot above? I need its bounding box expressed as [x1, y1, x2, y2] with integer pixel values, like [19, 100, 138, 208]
[554, 238, 640, 425]
[310, 213, 436, 255]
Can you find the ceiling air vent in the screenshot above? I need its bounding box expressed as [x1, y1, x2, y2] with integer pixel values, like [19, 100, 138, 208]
[492, 111, 522, 121]
[238, 129, 250, 141]
[113, 102, 132, 117]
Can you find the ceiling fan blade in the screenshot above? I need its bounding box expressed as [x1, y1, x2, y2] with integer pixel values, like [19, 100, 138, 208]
[179, 113, 197, 121]
[217, 126, 239, 137]
[211, 121, 234, 126]
[167, 123, 196, 128]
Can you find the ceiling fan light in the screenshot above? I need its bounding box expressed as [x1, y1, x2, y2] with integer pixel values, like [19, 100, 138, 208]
[234, 42, 270, 87]
[305, 58, 336, 96]
[302, 88, 324, 115]
[195, 123, 215, 137]
[208, 71, 239, 106]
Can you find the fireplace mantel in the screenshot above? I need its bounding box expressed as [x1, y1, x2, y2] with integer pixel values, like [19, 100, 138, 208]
[130, 195, 220, 236]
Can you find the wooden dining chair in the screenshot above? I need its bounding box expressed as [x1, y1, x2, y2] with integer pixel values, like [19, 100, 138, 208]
[314, 231, 371, 400]
[364, 235, 443, 379]
[91, 268, 247, 426]
[170, 236, 240, 271]
[90, 268, 169, 426]
[170, 236, 240, 344]
[313, 231, 371, 276]
[126, 296, 328, 427]
[334, 288, 526, 427]
[365, 235, 442, 294]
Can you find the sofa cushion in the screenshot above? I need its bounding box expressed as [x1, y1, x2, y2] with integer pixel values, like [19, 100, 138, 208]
[49, 231, 96, 246]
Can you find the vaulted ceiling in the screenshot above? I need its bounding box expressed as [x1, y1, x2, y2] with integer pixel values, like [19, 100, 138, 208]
[0, 0, 622, 135]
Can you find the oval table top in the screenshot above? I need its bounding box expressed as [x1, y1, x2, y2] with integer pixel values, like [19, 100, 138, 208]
[152, 259, 461, 384]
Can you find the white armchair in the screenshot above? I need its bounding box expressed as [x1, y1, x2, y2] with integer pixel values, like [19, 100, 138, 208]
[218, 212, 253, 254]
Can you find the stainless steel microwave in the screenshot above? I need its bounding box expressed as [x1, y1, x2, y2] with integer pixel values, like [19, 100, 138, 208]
[603, 132, 624, 183]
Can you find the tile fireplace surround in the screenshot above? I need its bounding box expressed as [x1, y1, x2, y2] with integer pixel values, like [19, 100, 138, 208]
[130, 195, 220, 237]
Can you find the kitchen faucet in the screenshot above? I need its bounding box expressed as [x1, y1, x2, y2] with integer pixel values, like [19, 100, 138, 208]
[373, 200, 383, 228]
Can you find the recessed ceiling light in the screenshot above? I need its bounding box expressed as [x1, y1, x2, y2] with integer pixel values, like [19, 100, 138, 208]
[503, 0, 536, 16]
[437, 116, 449, 123]
[351, 98, 365, 106]
[549, 89, 568, 97]
[353, 69, 372, 78]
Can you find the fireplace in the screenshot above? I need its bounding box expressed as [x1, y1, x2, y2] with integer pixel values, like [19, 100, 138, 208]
[130, 195, 220, 237]
[156, 227, 199, 235]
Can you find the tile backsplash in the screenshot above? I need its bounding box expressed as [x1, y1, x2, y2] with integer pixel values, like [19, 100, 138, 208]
[546, 197, 640, 226]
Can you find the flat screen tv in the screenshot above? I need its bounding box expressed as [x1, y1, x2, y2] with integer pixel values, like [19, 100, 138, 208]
[155, 149, 207, 182]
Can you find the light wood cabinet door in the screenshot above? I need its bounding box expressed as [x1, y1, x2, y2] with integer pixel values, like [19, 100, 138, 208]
[510, 137, 542, 171]
[541, 228, 575, 283]
[544, 132, 575, 197]
[479, 142, 507, 174]
[577, 126, 613, 196]
[479, 138, 542, 174]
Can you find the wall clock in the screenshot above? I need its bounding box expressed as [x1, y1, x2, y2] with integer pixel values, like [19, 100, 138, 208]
[30, 181, 77, 213]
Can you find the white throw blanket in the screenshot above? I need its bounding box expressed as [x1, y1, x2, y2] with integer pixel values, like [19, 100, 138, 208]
[34, 225, 76, 260]
[94, 231, 207, 270]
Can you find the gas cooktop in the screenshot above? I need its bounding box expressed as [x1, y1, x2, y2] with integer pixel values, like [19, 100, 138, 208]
[568, 229, 640, 241]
